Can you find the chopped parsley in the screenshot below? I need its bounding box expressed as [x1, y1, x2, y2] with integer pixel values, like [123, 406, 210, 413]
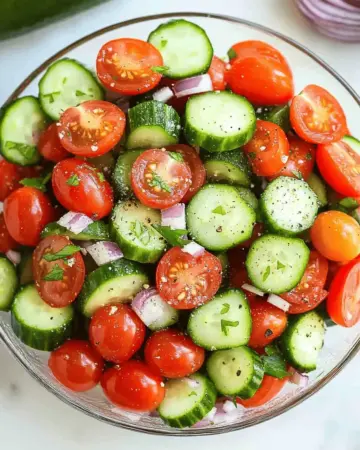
[220, 303, 230, 314]
[221, 319, 239, 336]
[43, 264, 64, 281]
[43, 244, 81, 262]
[276, 260, 286, 270]
[66, 174, 80, 186]
[292, 170, 303, 180]
[261, 345, 289, 379]
[151, 65, 170, 74]
[168, 152, 184, 162]
[151, 225, 190, 248]
[131, 220, 151, 245]
[20, 172, 52, 192]
[148, 172, 172, 193]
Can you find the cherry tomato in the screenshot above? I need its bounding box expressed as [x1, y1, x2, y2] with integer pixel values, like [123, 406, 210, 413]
[0, 213, 18, 253]
[310, 211, 360, 262]
[327, 257, 360, 327]
[144, 329, 205, 378]
[317, 139, 360, 197]
[4, 187, 56, 246]
[270, 135, 315, 181]
[243, 120, 290, 177]
[48, 340, 104, 392]
[101, 360, 165, 412]
[248, 297, 287, 348]
[131, 149, 191, 209]
[228, 40, 289, 66]
[290, 85, 347, 144]
[33, 235, 85, 307]
[156, 247, 222, 309]
[58, 100, 125, 157]
[166, 144, 206, 202]
[208, 56, 227, 91]
[326, 261, 347, 289]
[52, 158, 113, 220]
[89, 304, 146, 363]
[281, 251, 328, 314]
[237, 375, 288, 408]
[0, 160, 42, 202]
[240, 222, 264, 249]
[38, 123, 70, 162]
[96, 38, 163, 95]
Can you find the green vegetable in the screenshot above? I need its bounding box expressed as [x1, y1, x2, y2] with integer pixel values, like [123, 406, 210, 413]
[261, 345, 289, 379]
[43, 244, 81, 262]
[152, 225, 190, 248]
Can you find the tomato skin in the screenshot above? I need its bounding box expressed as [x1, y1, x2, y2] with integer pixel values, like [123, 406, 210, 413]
[310, 211, 360, 262]
[0, 160, 42, 201]
[52, 158, 113, 220]
[243, 120, 290, 177]
[4, 187, 56, 247]
[33, 235, 85, 307]
[101, 360, 165, 412]
[237, 375, 288, 408]
[156, 247, 222, 309]
[48, 340, 104, 392]
[89, 304, 146, 363]
[240, 222, 264, 249]
[229, 40, 288, 66]
[144, 329, 205, 378]
[38, 123, 70, 162]
[327, 258, 360, 327]
[208, 56, 227, 91]
[0, 213, 18, 253]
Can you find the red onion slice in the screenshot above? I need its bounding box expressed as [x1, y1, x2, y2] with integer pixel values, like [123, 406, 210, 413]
[153, 86, 174, 103]
[161, 203, 186, 229]
[6, 250, 21, 265]
[57, 212, 93, 234]
[242, 284, 265, 297]
[192, 400, 244, 428]
[182, 242, 205, 257]
[290, 370, 310, 387]
[267, 294, 291, 312]
[0, 202, 3, 213]
[173, 74, 213, 99]
[86, 241, 123, 266]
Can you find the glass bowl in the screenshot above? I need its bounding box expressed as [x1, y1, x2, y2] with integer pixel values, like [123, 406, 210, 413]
[1, 12, 359, 437]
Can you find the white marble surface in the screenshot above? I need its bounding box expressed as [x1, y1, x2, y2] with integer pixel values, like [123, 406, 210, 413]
[0, 1, 359, 449]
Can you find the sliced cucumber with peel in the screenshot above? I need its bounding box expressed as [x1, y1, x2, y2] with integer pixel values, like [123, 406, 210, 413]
[0, 257, 17, 311]
[201, 149, 251, 186]
[41, 220, 110, 241]
[307, 173, 327, 207]
[112, 149, 144, 200]
[257, 104, 291, 133]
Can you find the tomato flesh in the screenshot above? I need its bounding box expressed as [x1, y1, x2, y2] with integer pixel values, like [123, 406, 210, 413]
[38, 123, 70, 162]
[208, 56, 227, 91]
[237, 375, 288, 408]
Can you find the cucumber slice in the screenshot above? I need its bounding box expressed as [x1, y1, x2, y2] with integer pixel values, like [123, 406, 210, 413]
[260, 176, 318, 235]
[41, 220, 109, 241]
[201, 149, 251, 186]
[0, 257, 17, 311]
[214, 251, 229, 287]
[78, 258, 149, 317]
[184, 91, 256, 152]
[86, 151, 116, 177]
[186, 184, 256, 251]
[236, 187, 259, 214]
[110, 200, 166, 264]
[307, 173, 327, 207]
[39, 58, 104, 120]
[158, 373, 217, 428]
[343, 135, 360, 155]
[187, 288, 251, 350]
[280, 311, 325, 372]
[148, 19, 213, 79]
[246, 234, 310, 294]
[127, 101, 180, 149]
[206, 346, 264, 398]
[0, 96, 47, 165]
[257, 105, 291, 133]
[11, 284, 74, 351]
[18, 251, 34, 286]
[112, 149, 144, 200]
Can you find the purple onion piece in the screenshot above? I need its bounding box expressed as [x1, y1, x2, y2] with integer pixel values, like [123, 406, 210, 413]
[57, 211, 93, 234]
[153, 86, 174, 103]
[181, 242, 205, 258]
[161, 203, 186, 229]
[173, 74, 213, 98]
[290, 370, 310, 387]
[6, 250, 21, 265]
[86, 241, 123, 266]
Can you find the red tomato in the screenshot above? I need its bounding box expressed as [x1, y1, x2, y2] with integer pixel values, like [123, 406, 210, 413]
[228, 40, 288, 66]
[38, 123, 70, 162]
[144, 329, 205, 378]
[270, 135, 315, 181]
[327, 257, 360, 327]
[248, 297, 288, 348]
[243, 120, 290, 177]
[0, 159, 42, 202]
[290, 85, 347, 144]
[166, 144, 206, 202]
[237, 375, 288, 408]
[0, 213, 18, 253]
[48, 340, 104, 392]
[89, 304, 146, 363]
[52, 158, 113, 220]
[101, 360, 165, 412]
[208, 56, 227, 91]
[58, 100, 125, 157]
[317, 139, 360, 197]
[96, 38, 163, 95]
[131, 149, 192, 209]
[33, 235, 85, 307]
[4, 187, 56, 246]
[240, 222, 264, 249]
[156, 247, 222, 309]
[228, 246, 249, 289]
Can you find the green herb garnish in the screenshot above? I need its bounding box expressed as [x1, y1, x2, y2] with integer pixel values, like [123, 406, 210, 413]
[152, 225, 190, 248]
[261, 345, 289, 379]
[277, 260, 286, 270]
[43, 264, 64, 281]
[227, 48, 237, 59]
[151, 65, 170, 74]
[212, 205, 226, 215]
[66, 174, 80, 186]
[168, 152, 184, 162]
[43, 244, 81, 262]
[131, 220, 151, 245]
[221, 319, 239, 336]
[148, 172, 172, 193]
[20, 172, 52, 192]
[292, 170, 303, 180]
[220, 303, 230, 314]
[263, 266, 271, 281]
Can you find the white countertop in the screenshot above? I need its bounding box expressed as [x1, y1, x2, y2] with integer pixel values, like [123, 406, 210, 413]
[0, 1, 359, 449]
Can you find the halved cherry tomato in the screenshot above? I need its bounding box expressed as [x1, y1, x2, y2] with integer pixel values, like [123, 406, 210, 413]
[89, 304, 146, 363]
[327, 257, 360, 327]
[290, 85, 347, 144]
[243, 120, 290, 177]
[52, 158, 113, 220]
[58, 100, 125, 157]
[156, 247, 222, 309]
[48, 340, 104, 392]
[208, 56, 227, 91]
[317, 139, 360, 197]
[166, 144, 206, 202]
[96, 38, 163, 95]
[270, 135, 315, 181]
[0, 213, 18, 253]
[4, 187, 56, 246]
[281, 250, 329, 314]
[101, 360, 165, 412]
[33, 235, 85, 307]
[228, 246, 249, 289]
[237, 375, 288, 408]
[228, 40, 289, 66]
[144, 329, 205, 378]
[0, 160, 42, 202]
[131, 149, 192, 209]
[38, 123, 70, 162]
[310, 211, 360, 262]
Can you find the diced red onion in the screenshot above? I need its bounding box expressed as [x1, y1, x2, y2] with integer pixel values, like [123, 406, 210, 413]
[290, 370, 309, 387]
[161, 203, 186, 229]
[267, 294, 291, 312]
[0, 202, 3, 213]
[242, 284, 265, 297]
[192, 400, 244, 428]
[57, 212, 93, 234]
[0, 155, 4, 162]
[114, 97, 130, 114]
[6, 250, 21, 265]
[173, 74, 213, 99]
[86, 241, 123, 266]
[182, 242, 205, 258]
[153, 86, 174, 103]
